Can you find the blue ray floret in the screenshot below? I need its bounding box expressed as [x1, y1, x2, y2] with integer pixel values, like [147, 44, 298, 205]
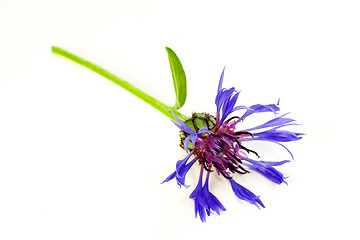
[161, 150, 198, 188]
[162, 68, 302, 222]
[229, 178, 265, 209]
[190, 167, 226, 222]
[243, 158, 290, 184]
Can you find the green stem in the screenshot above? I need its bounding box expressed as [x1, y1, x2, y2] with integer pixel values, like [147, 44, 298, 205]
[51, 46, 187, 121]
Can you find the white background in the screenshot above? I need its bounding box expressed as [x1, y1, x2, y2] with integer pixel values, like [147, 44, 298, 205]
[1, 0, 359, 239]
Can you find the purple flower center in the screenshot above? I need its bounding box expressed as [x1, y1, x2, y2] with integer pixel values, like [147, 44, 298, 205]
[180, 113, 259, 179]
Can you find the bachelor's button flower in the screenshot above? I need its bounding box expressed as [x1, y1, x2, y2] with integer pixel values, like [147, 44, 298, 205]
[162, 67, 303, 222]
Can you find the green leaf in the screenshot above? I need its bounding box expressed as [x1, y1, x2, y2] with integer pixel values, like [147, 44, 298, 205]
[165, 47, 187, 110]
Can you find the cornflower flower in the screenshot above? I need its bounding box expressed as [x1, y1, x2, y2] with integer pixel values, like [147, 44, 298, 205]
[162, 68, 303, 222]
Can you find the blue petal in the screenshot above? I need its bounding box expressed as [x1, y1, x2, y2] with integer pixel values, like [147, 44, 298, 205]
[161, 171, 176, 184]
[183, 135, 192, 153]
[190, 170, 226, 222]
[232, 105, 252, 112]
[214, 68, 239, 121]
[202, 177, 226, 215]
[220, 91, 240, 123]
[175, 154, 194, 177]
[171, 110, 197, 135]
[189, 173, 202, 199]
[161, 151, 196, 188]
[245, 113, 297, 131]
[191, 135, 197, 146]
[189, 172, 205, 221]
[229, 179, 265, 209]
[217, 67, 226, 93]
[240, 103, 280, 119]
[258, 160, 291, 166]
[171, 120, 195, 135]
[175, 154, 197, 188]
[198, 127, 213, 134]
[253, 129, 304, 142]
[215, 87, 241, 124]
[243, 158, 289, 184]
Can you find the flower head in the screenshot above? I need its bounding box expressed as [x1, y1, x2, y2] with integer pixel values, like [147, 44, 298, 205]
[162, 68, 302, 222]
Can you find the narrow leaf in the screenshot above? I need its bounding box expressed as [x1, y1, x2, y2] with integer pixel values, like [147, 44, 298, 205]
[165, 47, 187, 110]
